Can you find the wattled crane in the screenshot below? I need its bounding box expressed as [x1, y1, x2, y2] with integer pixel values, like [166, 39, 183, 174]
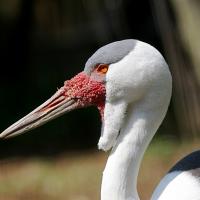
[1, 39, 200, 200]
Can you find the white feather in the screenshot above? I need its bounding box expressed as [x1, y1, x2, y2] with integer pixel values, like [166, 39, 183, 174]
[151, 171, 200, 200]
[99, 40, 172, 200]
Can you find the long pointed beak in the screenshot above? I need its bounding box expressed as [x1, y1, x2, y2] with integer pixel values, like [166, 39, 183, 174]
[0, 71, 106, 139]
[0, 88, 79, 139]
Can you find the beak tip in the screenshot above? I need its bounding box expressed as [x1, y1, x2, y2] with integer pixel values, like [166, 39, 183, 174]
[0, 90, 77, 140]
[0, 134, 6, 140]
[0, 131, 10, 140]
[0, 135, 5, 140]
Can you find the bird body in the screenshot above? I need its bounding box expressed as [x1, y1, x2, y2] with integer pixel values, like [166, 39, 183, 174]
[1, 39, 200, 200]
[151, 169, 200, 200]
[151, 150, 200, 200]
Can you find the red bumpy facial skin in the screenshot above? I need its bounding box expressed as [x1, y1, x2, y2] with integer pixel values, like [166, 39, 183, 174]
[63, 72, 106, 118]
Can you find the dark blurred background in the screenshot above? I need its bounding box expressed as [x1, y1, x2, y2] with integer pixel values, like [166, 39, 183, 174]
[0, 0, 200, 157]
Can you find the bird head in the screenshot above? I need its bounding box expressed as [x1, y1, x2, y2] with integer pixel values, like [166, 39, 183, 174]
[0, 40, 172, 152]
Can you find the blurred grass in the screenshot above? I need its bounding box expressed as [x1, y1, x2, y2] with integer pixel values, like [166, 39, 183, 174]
[0, 139, 199, 200]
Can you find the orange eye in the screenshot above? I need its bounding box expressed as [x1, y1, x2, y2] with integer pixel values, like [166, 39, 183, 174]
[96, 64, 109, 74]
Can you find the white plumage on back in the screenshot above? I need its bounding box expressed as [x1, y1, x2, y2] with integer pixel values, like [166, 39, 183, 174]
[151, 171, 200, 200]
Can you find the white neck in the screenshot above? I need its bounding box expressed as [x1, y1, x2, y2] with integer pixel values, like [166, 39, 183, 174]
[101, 97, 169, 200]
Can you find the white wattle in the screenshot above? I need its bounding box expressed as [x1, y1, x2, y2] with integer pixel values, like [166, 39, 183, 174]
[98, 101, 127, 151]
[98, 41, 172, 200]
